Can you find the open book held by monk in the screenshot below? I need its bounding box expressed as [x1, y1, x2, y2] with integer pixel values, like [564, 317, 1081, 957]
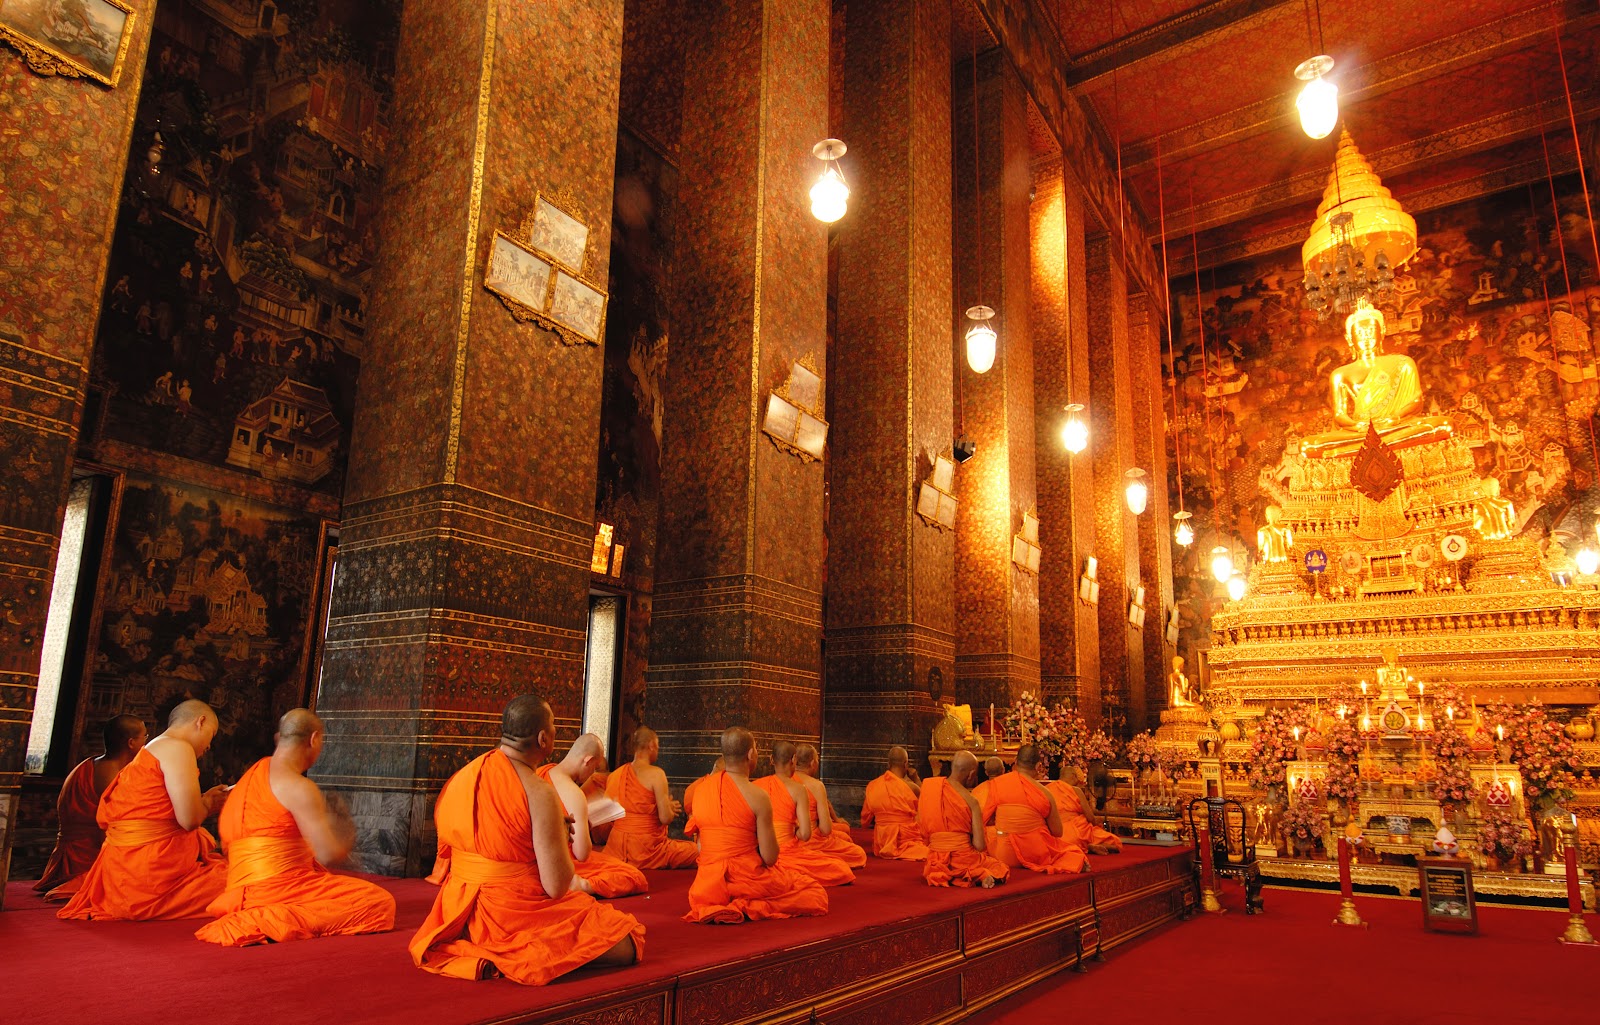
[59, 702, 228, 921]
[861, 764, 929, 860]
[537, 734, 647, 899]
[984, 768, 1088, 874]
[917, 761, 1009, 888]
[604, 728, 697, 868]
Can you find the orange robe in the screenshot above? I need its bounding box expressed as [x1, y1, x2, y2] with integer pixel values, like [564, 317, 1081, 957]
[684, 771, 828, 923]
[755, 776, 854, 887]
[536, 764, 648, 898]
[683, 773, 711, 837]
[917, 777, 1009, 888]
[604, 763, 698, 868]
[410, 751, 644, 985]
[797, 782, 867, 869]
[970, 779, 1002, 858]
[57, 748, 227, 921]
[34, 758, 102, 899]
[984, 772, 1088, 874]
[860, 771, 929, 860]
[1048, 780, 1123, 852]
[195, 758, 395, 945]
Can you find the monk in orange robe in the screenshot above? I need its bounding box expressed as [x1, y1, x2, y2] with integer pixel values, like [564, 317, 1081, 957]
[35, 714, 145, 900]
[794, 745, 866, 869]
[860, 746, 928, 860]
[970, 756, 1005, 861]
[1049, 764, 1122, 855]
[684, 728, 828, 923]
[682, 756, 724, 839]
[411, 694, 642, 985]
[537, 734, 647, 898]
[196, 709, 395, 945]
[604, 726, 697, 868]
[984, 745, 1088, 874]
[59, 700, 229, 921]
[918, 751, 1008, 888]
[755, 742, 853, 887]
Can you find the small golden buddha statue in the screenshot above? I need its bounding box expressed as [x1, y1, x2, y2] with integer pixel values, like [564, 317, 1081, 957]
[1473, 478, 1517, 540]
[1301, 299, 1453, 459]
[1169, 655, 1198, 708]
[1257, 505, 1293, 563]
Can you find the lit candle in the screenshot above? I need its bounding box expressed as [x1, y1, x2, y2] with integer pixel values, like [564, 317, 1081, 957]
[1447, 705, 1455, 722]
[1418, 682, 1425, 698]
[1360, 681, 1368, 696]
[1496, 724, 1504, 741]
[1293, 726, 1302, 742]
[1362, 715, 1372, 731]
[990, 703, 995, 738]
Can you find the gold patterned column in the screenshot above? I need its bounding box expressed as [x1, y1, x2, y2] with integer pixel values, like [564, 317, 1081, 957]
[1128, 291, 1173, 733]
[312, 0, 624, 875]
[648, 0, 831, 782]
[951, 49, 1041, 711]
[824, 0, 953, 790]
[1086, 236, 1141, 736]
[1030, 159, 1101, 719]
[0, 2, 156, 898]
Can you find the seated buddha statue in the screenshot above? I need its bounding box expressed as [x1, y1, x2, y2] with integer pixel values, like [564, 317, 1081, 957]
[1301, 299, 1453, 460]
[1472, 478, 1516, 540]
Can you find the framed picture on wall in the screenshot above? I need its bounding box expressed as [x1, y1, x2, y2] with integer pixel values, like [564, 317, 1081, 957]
[529, 194, 589, 272]
[0, 0, 136, 86]
[549, 270, 608, 344]
[484, 232, 553, 316]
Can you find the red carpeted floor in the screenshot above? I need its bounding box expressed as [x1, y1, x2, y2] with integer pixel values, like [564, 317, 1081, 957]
[969, 884, 1595, 1025]
[1, 836, 1180, 1025]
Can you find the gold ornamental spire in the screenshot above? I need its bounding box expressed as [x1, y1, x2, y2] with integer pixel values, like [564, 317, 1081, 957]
[1302, 130, 1417, 279]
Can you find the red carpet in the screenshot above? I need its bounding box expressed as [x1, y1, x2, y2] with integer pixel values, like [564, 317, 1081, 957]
[969, 884, 1595, 1025]
[1, 837, 1182, 1025]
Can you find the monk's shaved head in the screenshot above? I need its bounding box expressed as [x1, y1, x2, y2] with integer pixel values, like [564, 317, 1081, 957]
[1015, 745, 1039, 771]
[951, 750, 978, 785]
[168, 699, 215, 728]
[721, 727, 754, 763]
[772, 740, 796, 768]
[276, 708, 324, 744]
[569, 733, 605, 761]
[984, 756, 1004, 777]
[632, 726, 657, 754]
[887, 746, 909, 769]
[501, 694, 553, 752]
[102, 714, 145, 752]
[1058, 762, 1082, 784]
[796, 744, 819, 772]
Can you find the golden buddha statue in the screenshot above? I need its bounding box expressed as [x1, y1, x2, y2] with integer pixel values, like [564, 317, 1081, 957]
[1257, 505, 1293, 563]
[1301, 299, 1453, 459]
[1473, 478, 1517, 540]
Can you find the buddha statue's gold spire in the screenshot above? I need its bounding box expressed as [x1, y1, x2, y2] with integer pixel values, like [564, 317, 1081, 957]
[1302, 130, 1418, 283]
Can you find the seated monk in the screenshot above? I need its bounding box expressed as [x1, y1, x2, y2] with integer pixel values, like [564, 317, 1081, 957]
[860, 746, 929, 860]
[35, 714, 145, 900]
[969, 756, 1005, 861]
[197, 709, 396, 945]
[59, 700, 229, 921]
[604, 727, 697, 868]
[538, 734, 646, 898]
[794, 745, 866, 869]
[983, 745, 1088, 874]
[682, 756, 724, 839]
[754, 742, 853, 887]
[684, 728, 828, 923]
[410, 694, 642, 985]
[918, 751, 1008, 888]
[1048, 765, 1122, 855]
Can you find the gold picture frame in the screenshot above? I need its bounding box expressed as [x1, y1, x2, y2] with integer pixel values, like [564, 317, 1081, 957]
[482, 214, 607, 346]
[528, 192, 590, 274]
[0, 0, 135, 87]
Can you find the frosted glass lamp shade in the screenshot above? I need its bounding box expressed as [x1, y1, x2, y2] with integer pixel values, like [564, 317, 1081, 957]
[1061, 403, 1088, 454]
[1210, 546, 1234, 583]
[965, 305, 997, 374]
[1294, 56, 1338, 140]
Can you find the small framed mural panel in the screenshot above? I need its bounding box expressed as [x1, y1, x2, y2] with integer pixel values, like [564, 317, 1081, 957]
[484, 232, 554, 317]
[1418, 858, 1477, 934]
[0, 0, 136, 86]
[529, 193, 589, 272]
[549, 270, 608, 344]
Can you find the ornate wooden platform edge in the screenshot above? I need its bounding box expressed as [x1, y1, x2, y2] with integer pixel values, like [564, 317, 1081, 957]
[490, 849, 1194, 1025]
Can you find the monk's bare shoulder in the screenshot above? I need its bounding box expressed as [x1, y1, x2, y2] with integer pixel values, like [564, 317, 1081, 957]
[800, 774, 827, 800]
[271, 763, 323, 812]
[734, 776, 772, 815]
[636, 762, 668, 789]
[147, 735, 196, 775]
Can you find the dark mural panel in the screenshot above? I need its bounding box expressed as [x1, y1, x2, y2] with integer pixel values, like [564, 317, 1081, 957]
[1168, 176, 1600, 658]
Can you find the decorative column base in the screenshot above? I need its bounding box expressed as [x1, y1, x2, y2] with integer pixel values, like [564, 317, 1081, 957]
[1560, 914, 1598, 945]
[1333, 898, 1368, 928]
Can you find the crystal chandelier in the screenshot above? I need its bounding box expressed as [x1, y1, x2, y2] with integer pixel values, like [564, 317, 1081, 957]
[1301, 131, 1416, 320]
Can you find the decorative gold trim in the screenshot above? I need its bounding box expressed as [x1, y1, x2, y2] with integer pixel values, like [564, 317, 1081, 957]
[0, 0, 135, 87]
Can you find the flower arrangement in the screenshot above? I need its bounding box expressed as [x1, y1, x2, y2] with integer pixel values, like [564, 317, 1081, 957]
[1323, 715, 1364, 804]
[1004, 693, 1064, 763]
[1124, 731, 1166, 777]
[1247, 704, 1313, 802]
[1428, 718, 1477, 809]
[1480, 702, 1580, 812]
[1281, 801, 1327, 845]
[1058, 706, 1116, 774]
[1476, 807, 1533, 863]
[1426, 683, 1471, 726]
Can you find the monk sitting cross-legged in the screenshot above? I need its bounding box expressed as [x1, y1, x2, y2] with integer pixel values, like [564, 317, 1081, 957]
[918, 751, 1009, 888]
[604, 727, 697, 869]
[754, 742, 853, 887]
[59, 700, 229, 921]
[196, 709, 396, 946]
[538, 734, 647, 898]
[969, 756, 1005, 861]
[684, 728, 828, 923]
[1048, 764, 1123, 855]
[983, 745, 1089, 874]
[410, 694, 643, 985]
[794, 745, 866, 869]
[860, 746, 929, 860]
[35, 714, 146, 901]
[682, 756, 724, 839]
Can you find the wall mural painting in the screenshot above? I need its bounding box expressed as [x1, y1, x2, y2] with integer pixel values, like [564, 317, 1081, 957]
[86, 0, 401, 495]
[88, 474, 321, 788]
[1168, 176, 1600, 657]
[597, 126, 676, 742]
